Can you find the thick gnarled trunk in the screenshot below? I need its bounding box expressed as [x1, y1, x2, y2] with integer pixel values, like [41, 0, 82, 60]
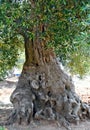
[7, 41, 90, 129]
[24, 36, 55, 67]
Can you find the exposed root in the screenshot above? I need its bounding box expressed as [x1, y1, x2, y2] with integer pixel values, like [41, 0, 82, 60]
[7, 62, 90, 129]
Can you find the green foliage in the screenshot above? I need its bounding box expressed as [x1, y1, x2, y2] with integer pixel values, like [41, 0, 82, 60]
[67, 31, 90, 76]
[0, 126, 5, 130]
[0, 35, 24, 79]
[0, 0, 90, 78]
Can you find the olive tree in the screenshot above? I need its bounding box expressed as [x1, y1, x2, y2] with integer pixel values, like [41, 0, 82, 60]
[0, 0, 90, 129]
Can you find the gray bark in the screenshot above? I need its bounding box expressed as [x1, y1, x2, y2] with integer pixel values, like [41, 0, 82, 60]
[8, 59, 90, 130]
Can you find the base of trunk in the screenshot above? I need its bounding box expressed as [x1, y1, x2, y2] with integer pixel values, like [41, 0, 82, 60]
[7, 61, 90, 130]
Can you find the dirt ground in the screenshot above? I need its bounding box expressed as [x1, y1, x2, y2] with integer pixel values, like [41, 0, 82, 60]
[0, 76, 90, 130]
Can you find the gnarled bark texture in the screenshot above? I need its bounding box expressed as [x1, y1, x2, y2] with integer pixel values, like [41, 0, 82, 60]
[9, 44, 90, 129]
[8, 40, 90, 130]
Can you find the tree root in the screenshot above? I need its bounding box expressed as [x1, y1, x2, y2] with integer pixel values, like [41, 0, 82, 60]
[6, 63, 90, 130]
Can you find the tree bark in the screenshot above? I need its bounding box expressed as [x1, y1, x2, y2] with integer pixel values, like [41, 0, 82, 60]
[6, 2, 90, 128]
[7, 39, 90, 129]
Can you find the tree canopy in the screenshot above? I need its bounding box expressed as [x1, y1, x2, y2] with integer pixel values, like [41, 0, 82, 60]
[0, 0, 90, 78]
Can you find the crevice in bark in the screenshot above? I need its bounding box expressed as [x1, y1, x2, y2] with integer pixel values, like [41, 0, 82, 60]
[6, 60, 90, 130]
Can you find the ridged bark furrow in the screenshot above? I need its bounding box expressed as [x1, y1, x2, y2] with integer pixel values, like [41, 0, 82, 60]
[8, 61, 90, 130]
